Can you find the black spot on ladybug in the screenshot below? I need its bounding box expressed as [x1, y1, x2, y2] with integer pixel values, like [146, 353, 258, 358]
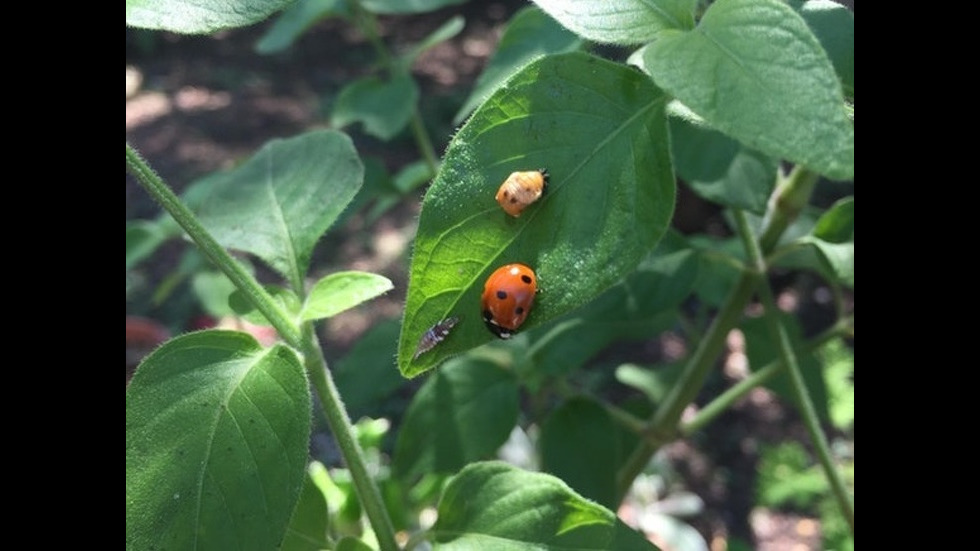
[515, 307, 524, 315]
[496, 290, 508, 299]
[521, 275, 532, 284]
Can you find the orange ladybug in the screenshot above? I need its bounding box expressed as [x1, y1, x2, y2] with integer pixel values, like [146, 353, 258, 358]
[495, 169, 548, 217]
[481, 263, 537, 339]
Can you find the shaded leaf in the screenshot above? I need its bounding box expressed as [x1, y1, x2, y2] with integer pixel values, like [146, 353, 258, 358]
[281, 468, 330, 551]
[126, 330, 311, 550]
[300, 271, 394, 321]
[333, 319, 407, 419]
[401, 16, 466, 67]
[540, 397, 620, 509]
[229, 284, 302, 326]
[399, 52, 675, 377]
[433, 461, 659, 550]
[332, 75, 419, 140]
[641, 0, 854, 180]
[197, 130, 363, 280]
[615, 361, 685, 405]
[255, 0, 349, 54]
[361, 0, 466, 14]
[454, 6, 584, 125]
[127, 0, 294, 33]
[671, 115, 778, 214]
[531, 0, 696, 44]
[796, 0, 854, 96]
[393, 358, 520, 483]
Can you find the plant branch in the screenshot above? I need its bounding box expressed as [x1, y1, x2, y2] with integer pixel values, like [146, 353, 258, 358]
[735, 208, 854, 534]
[301, 325, 400, 551]
[126, 143, 303, 346]
[681, 315, 853, 437]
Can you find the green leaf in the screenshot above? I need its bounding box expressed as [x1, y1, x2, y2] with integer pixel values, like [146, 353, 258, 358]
[126, 220, 170, 271]
[255, 0, 349, 54]
[798, 237, 853, 288]
[197, 129, 363, 280]
[671, 115, 778, 214]
[540, 397, 620, 509]
[398, 52, 676, 377]
[126, 0, 294, 33]
[229, 284, 302, 326]
[755, 442, 827, 508]
[615, 362, 685, 404]
[531, 0, 696, 44]
[282, 468, 330, 551]
[361, 0, 466, 14]
[126, 330, 312, 550]
[337, 536, 376, 551]
[433, 461, 659, 550]
[796, 0, 854, 97]
[299, 271, 394, 321]
[454, 6, 584, 125]
[190, 270, 238, 318]
[818, 339, 853, 431]
[393, 358, 520, 483]
[333, 319, 407, 419]
[331, 75, 419, 140]
[641, 0, 854, 180]
[812, 196, 853, 243]
[401, 16, 466, 67]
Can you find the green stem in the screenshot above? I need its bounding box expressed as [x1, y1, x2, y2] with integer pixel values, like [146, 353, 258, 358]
[125, 144, 302, 346]
[736, 209, 854, 534]
[616, 269, 760, 499]
[759, 165, 820, 253]
[348, 0, 439, 175]
[681, 316, 852, 436]
[128, 143, 401, 551]
[301, 326, 400, 551]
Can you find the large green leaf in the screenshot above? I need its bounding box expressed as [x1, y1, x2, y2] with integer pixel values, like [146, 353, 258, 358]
[197, 130, 363, 281]
[392, 357, 520, 483]
[641, 0, 853, 180]
[398, 52, 676, 377]
[539, 397, 621, 509]
[454, 6, 584, 125]
[126, 330, 311, 550]
[126, 0, 294, 33]
[531, 0, 696, 44]
[433, 461, 659, 550]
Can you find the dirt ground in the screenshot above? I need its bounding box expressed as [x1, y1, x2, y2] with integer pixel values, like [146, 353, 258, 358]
[126, 3, 849, 549]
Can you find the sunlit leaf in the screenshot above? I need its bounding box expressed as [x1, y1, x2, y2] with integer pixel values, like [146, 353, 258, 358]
[399, 52, 675, 377]
[126, 330, 311, 550]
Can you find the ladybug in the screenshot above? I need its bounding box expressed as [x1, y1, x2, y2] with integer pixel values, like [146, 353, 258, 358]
[481, 263, 537, 339]
[495, 169, 548, 217]
[413, 316, 460, 360]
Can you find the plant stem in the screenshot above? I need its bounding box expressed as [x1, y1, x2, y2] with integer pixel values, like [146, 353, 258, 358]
[759, 164, 820, 253]
[128, 143, 401, 551]
[348, 0, 440, 175]
[735, 209, 854, 534]
[616, 270, 760, 499]
[125, 144, 302, 346]
[681, 315, 852, 436]
[301, 325, 401, 551]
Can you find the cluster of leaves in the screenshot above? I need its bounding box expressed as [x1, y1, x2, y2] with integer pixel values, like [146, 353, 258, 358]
[126, 0, 853, 550]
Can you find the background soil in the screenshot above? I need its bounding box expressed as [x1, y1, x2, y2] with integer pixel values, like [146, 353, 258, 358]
[126, 2, 850, 549]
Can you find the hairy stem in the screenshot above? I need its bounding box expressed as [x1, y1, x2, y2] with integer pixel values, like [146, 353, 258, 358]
[126, 143, 302, 345]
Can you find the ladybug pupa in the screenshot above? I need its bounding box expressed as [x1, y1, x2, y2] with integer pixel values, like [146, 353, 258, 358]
[495, 169, 548, 217]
